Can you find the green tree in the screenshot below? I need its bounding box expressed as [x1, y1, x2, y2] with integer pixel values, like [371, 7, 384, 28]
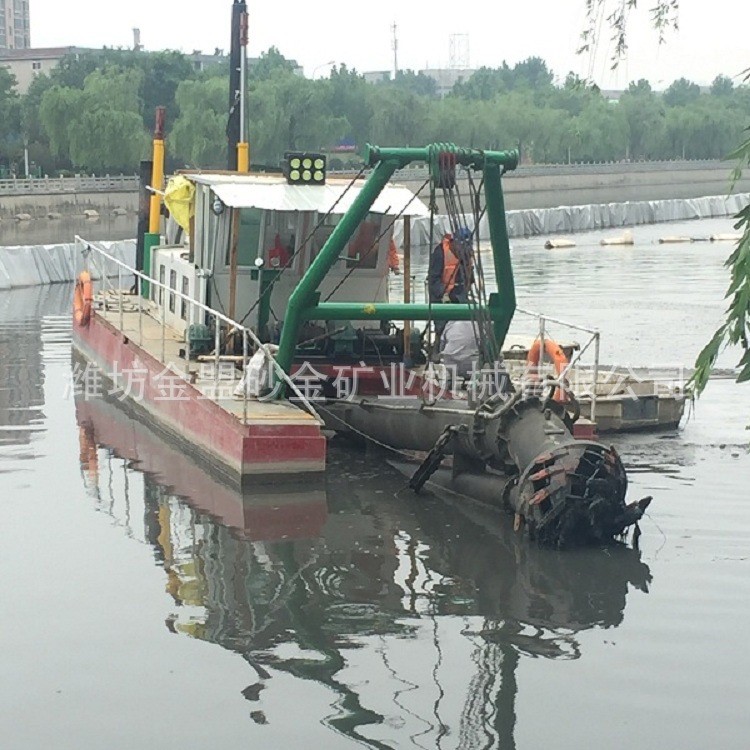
[547, 73, 601, 116]
[0, 67, 22, 168]
[139, 51, 197, 131]
[451, 66, 510, 100]
[328, 65, 373, 149]
[711, 75, 734, 97]
[250, 47, 298, 81]
[392, 70, 437, 98]
[570, 98, 628, 161]
[170, 76, 227, 167]
[663, 77, 701, 107]
[248, 74, 348, 160]
[511, 57, 555, 91]
[619, 80, 665, 159]
[692, 132, 750, 390]
[39, 67, 148, 171]
[368, 86, 427, 147]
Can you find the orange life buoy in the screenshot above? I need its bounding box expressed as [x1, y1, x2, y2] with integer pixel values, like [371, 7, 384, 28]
[526, 337, 569, 402]
[73, 271, 93, 326]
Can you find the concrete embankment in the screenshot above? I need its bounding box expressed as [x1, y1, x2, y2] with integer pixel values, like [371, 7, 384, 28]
[0, 191, 139, 220]
[0, 240, 135, 290]
[395, 159, 750, 211]
[1, 191, 747, 290]
[394, 192, 750, 245]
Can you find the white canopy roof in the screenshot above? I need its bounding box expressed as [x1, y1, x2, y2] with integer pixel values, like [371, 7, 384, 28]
[185, 172, 430, 217]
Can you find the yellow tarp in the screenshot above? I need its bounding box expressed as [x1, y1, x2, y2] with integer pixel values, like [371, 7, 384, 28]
[164, 175, 195, 232]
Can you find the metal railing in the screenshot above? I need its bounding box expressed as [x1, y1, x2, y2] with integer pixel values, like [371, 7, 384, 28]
[0, 175, 139, 196]
[75, 236, 323, 425]
[515, 306, 601, 424]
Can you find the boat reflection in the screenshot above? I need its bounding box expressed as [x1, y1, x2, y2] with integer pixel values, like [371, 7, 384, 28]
[75, 393, 652, 749]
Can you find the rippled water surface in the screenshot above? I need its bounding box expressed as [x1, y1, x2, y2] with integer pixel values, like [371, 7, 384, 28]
[1, 218, 749, 749]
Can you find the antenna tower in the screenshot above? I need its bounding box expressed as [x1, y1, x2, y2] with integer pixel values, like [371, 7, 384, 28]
[391, 22, 399, 79]
[449, 33, 470, 69]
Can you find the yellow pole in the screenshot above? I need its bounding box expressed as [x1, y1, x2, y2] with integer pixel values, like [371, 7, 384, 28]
[148, 107, 166, 234]
[236, 10, 250, 173]
[237, 142, 249, 173]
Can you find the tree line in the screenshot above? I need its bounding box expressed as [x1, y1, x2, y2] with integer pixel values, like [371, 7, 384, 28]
[0, 48, 747, 175]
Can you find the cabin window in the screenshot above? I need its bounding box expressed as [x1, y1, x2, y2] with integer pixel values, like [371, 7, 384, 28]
[180, 275, 189, 320]
[345, 213, 383, 270]
[310, 214, 339, 265]
[227, 208, 262, 267]
[158, 265, 165, 306]
[169, 269, 177, 313]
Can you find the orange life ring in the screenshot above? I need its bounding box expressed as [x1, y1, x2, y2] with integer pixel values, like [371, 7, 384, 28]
[526, 337, 569, 402]
[73, 271, 93, 326]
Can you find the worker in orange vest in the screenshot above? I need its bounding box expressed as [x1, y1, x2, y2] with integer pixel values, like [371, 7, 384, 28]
[428, 228, 471, 303]
[388, 238, 401, 274]
[427, 228, 473, 353]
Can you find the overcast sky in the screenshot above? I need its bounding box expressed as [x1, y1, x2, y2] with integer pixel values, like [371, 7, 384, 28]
[31, 0, 747, 89]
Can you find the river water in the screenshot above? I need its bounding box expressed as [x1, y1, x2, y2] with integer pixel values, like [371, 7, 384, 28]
[1, 217, 749, 749]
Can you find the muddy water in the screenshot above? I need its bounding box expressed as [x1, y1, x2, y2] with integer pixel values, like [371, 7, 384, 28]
[1, 217, 749, 749]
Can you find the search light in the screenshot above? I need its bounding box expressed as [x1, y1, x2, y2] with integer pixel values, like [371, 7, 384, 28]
[283, 152, 326, 185]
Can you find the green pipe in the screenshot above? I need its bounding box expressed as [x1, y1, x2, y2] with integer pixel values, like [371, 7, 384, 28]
[276, 143, 520, 377]
[365, 144, 519, 171]
[483, 163, 516, 346]
[303, 301, 486, 321]
[275, 159, 400, 374]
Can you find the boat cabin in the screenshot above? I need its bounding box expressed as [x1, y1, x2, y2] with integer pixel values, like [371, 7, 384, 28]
[151, 172, 429, 352]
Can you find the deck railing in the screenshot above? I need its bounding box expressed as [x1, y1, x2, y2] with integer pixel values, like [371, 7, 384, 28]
[515, 306, 601, 424]
[75, 236, 323, 425]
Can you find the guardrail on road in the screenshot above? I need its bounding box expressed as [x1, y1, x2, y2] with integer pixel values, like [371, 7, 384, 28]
[0, 175, 139, 196]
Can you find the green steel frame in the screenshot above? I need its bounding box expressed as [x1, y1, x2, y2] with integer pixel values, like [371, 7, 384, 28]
[275, 143, 519, 375]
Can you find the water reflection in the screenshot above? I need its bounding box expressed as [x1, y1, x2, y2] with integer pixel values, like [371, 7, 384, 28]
[75, 393, 651, 749]
[0, 286, 71, 449]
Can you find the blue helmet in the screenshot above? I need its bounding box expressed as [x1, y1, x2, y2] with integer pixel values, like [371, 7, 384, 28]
[457, 227, 472, 242]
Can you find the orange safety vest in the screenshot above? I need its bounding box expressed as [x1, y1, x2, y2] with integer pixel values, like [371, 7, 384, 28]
[441, 237, 461, 296]
[388, 239, 400, 271]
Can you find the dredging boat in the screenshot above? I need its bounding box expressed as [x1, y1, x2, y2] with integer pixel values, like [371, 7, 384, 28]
[69, 3, 655, 547]
[71, 138, 655, 547]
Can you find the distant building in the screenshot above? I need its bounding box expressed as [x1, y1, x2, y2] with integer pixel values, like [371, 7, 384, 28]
[187, 48, 229, 73]
[362, 67, 476, 97]
[418, 68, 476, 97]
[0, 46, 82, 92]
[0, 45, 233, 94]
[0, 0, 31, 50]
[363, 70, 391, 85]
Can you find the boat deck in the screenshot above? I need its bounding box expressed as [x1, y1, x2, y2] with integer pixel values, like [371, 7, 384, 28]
[96, 302, 317, 428]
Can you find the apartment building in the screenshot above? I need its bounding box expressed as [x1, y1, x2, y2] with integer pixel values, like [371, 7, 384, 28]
[0, 0, 31, 50]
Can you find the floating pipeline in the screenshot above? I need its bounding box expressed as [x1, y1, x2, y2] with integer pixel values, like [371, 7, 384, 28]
[0, 239, 135, 290]
[318, 392, 652, 548]
[392, 192, 750, 245]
